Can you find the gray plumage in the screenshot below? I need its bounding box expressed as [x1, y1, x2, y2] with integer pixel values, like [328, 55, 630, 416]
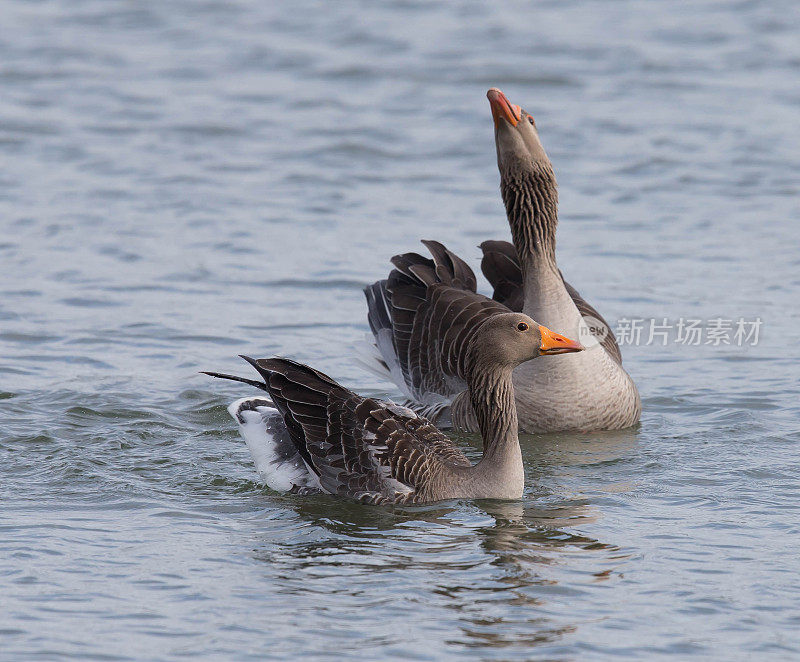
[205, 311, 582, 504]
[361, 88, 640, 433]
[480, 239, 622, 364]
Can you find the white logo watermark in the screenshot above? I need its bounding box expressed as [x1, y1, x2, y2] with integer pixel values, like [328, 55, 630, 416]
[579, 315, 610, 344]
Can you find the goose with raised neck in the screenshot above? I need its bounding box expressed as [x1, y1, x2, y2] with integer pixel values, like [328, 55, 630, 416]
[484, 87, 640, 432]
[204, 313, 583, 504]
[360, 90, 640, 433]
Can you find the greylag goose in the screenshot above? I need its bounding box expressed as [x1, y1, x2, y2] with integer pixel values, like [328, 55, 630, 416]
[204, 317, 582, 505]
[360, 88, 640, 433]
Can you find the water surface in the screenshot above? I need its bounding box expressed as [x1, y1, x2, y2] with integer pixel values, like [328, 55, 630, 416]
[2, 1, 799, 659]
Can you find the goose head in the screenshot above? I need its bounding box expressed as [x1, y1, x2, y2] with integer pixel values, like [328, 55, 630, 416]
[487, 88, 559, 259]
[487, 88, 552, 176]
[474, 313, 584, 370]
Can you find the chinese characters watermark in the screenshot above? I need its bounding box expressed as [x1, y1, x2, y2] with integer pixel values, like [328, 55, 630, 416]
[609, 317, 762, 346]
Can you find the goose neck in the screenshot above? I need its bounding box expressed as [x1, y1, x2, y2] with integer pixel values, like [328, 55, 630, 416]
[465, 358, 519, 458]
[501, 162, 558, 269]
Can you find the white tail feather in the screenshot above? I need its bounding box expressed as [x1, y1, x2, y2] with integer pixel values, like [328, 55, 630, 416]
[227, 397, 320, 492]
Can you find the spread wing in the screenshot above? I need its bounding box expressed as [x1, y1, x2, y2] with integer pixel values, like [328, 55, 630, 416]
[240, 357, 470, 504]
[479, 239, 622, 364]
[364, 240, 510, 406]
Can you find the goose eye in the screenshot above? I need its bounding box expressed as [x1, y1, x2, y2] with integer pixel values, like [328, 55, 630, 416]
[527, 116, 535, 126]
[516, 322, 529, 332]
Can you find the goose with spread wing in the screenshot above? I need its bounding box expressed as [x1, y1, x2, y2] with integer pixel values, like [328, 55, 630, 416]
[360, 88, 640, 433]
[204, 311, 582, 505]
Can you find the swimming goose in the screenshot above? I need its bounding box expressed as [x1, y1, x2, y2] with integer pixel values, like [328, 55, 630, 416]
[204, 315, 582, 505]
[361, 88, 640, 433]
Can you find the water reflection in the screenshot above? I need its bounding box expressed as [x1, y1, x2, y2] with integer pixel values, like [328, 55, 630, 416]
[245, 485, 625, 655]
[454, 500, 625, 651]
[477, 499, 604, 551]
[521, 427, 641, 470]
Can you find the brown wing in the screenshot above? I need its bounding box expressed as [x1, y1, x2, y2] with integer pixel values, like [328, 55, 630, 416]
[360, 402, 471, 503]
[479, 240, 525, 312]
[366, 240, 510, 406]
[479, 239, 623, 364]
[239, 356, 469, 504]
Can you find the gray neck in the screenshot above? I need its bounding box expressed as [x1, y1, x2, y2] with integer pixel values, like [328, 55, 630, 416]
[463, 354, 525, 499]
[466, 362, 518, 456]
[501, 161, 573, 322]
[500, 160, 558, 270]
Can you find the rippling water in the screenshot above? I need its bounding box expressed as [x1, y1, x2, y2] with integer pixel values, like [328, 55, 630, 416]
[2, 1, 799, 659]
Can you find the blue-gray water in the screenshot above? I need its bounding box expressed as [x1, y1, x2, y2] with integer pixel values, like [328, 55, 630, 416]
[2, 1, 799, 659]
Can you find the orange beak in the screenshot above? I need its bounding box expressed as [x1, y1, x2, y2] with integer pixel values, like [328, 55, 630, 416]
[538, 325, 584, 355]
[487, 87, 521, 127]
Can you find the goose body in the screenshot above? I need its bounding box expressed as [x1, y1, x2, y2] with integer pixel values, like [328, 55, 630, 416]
[361, 89, 640, 434]
[479, 239, 639, 432]
[206, 315, 582, 505]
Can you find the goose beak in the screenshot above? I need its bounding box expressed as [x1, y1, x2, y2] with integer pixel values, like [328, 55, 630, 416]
[487, 88, 521, 127]
[538, 325, 584, 355]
